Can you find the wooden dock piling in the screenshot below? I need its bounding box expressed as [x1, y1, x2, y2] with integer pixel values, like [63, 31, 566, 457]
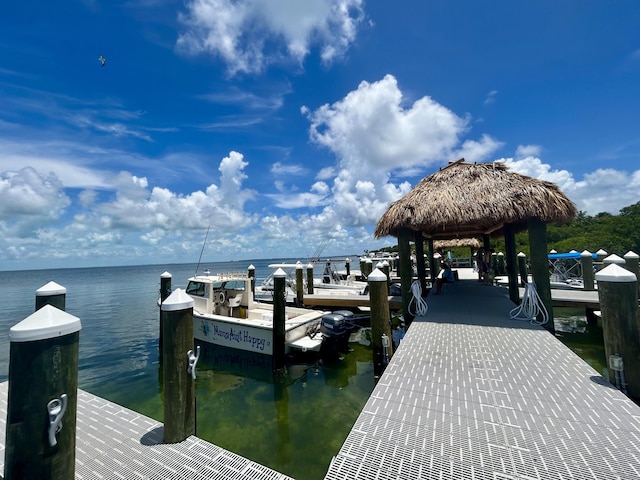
[35, 281, 66, 312]
[247, 265, 255, 297]
[581, 250, 595, 291]
[306, 263, 314, 295]
[596, 264, 640, 400]
[161, 289, 196, 443]
[159, 271, 172, 352]
[4, 305, 81, 480]
[517, 252, 528, 287]
[272, 268, 286, 373]
[624, 251, 640, 296]
[295, 263, 303, 307]
[368, 268, 393, 379]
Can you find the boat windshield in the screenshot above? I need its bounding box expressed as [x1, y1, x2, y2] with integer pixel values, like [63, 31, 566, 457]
[186, 281, 206, 297]
[211, 280, 245, 290]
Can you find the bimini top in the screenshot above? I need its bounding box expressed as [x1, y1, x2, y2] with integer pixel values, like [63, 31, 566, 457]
[548, 252, 597, 260]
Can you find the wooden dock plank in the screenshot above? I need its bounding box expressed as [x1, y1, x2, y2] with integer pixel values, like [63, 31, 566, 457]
[324, 278, 640, 479]
[0, 382, 292, 480]
[302, 295, 402, 310]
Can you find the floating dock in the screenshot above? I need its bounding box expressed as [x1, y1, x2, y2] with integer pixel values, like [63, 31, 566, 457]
[0, 382, 292, 480]
[324, 277, 640, 479]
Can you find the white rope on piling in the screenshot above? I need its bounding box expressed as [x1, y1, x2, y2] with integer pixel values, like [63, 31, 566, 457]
[409, 280, 428, 317]
[509, 282, 548, 325]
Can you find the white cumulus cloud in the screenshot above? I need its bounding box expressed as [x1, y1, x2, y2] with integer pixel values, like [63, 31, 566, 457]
[176, 0, 365, 75]
[500, 150, 640, 215]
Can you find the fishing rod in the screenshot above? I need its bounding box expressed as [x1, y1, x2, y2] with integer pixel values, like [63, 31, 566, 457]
[194, 226, 210, 276]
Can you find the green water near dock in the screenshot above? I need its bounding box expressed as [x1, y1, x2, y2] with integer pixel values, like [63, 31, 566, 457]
[554, 307, 607, 376]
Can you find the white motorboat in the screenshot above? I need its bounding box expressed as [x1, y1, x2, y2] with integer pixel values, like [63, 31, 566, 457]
[255, 261, 368, 304]
[184, 270, 327, 355]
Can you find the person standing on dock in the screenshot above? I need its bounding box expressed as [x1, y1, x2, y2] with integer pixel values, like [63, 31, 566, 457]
[434, 263, 456, 294]
[475, 247, 485, 282]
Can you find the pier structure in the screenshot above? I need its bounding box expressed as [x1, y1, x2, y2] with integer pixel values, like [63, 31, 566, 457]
[324, 274, 640, 479]
[0, 382, 292, 479]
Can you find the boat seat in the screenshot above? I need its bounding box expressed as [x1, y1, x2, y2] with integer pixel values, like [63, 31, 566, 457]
[228, 292, 243, 317]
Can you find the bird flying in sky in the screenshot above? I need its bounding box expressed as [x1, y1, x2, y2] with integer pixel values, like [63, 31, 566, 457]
[98, 55, 106, 67]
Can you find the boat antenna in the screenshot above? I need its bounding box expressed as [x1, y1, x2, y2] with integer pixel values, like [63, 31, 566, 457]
[195, 226, 210, 276]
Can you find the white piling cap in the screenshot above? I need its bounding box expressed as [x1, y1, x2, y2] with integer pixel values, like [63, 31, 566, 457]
[35, 281, 66, 296]
[596, 249, 608, 255]
[248, 264, 255, 270]
[160, 271, 172, 278]
[581, 250, 592, 257]
[518, 252, 526, 257]
[307, 263, 314, 269]
[604, 254, 625, 264]
[595, 263, 637, 283]
[161, 288, 194, 311]
[10, 304, 81, 342]
[624, 251, 639, 259]
[273, 268, 286, 278]
[296, 262, 303, 270]
[368, 268, 388, 282]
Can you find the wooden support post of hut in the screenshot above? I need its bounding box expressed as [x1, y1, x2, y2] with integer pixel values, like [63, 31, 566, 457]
[295, 262, 304, 307]
[427, 238, 435, 285]
[595, 264, 640, 400]
[497, 252, 506, 276]
[624, 251, 640, 297]
[369, 268, 393, 379]
[4, 306, 81, 480]
[517, 252, 528, 287]
[528, 217, 554, 333]
[159, 271, 172, 352]
[414, 231, 428, 295]
[161, 289, 196, 443]
[35, 281, 66, 311]
[247, 264, 255, 298]
[272, 268, 287, 373]
[397, 227, 414, 325]
[306, 263, 314, 295]
[581, 251, 595, 291]
[503, 223, 519, 303]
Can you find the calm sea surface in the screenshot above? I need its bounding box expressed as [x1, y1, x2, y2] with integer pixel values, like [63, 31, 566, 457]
[0, 261, 606, 479]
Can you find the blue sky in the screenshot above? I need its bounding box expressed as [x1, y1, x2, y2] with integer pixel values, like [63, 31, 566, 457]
[1, 0, 639, 270]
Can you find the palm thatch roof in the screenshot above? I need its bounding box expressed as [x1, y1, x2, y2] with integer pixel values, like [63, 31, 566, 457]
[374, 159, 577, 240]
[434, 238, 481, 249]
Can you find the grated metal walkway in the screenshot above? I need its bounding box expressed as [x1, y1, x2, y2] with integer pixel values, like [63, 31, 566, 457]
[325, 276, 640, 479]
[0, 382, 292, 480]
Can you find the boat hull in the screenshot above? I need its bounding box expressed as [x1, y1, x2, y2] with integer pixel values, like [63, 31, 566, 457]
[193, 312, 322, 355]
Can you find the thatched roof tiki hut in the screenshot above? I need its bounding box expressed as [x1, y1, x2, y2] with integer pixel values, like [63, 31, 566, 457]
[374, 159, 577, 332]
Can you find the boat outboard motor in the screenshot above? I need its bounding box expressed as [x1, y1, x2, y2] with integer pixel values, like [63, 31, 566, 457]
[320, 312, 347, 337]
[320, 312, 348, 360]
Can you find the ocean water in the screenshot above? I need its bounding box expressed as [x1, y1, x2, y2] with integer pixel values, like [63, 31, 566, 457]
[0, 259, 373, 480]
[0, 261, 607, 479]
